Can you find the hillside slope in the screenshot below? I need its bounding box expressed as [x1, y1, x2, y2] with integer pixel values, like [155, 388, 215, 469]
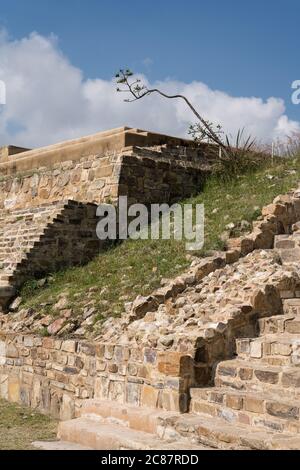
[4, 156, 300, 339]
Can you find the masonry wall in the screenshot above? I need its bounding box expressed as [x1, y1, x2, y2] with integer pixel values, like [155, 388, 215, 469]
[0, 147, 208, 211]
[0, 126, 212, 212]
[0, 151, 121, 211]
[0, 334, 194, 419]
[119, 150, 208, 205]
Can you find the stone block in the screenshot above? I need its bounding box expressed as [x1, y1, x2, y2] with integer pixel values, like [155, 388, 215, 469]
[272, 342, 291, 356]
[238, 413, 250, 425]
[237, 339, 250, 354]
[6, 343, 19, 359]
[8, 376, 20, 403]
[23, 336, 35, 347]
[126, 382, 140, 406]
[239, 367, 253, 380]
[250, 341, 262, 358]
[144, 348, 157, 365]
[108, 363, 118, 373]
[127, 363, 138, 376]
[141, 384, 159, 408]
[209, 391, 224, 404]
[282, 370, 300, 388]
[94, 166, 113, 178]
[0, 374, 8, 399]
[286, 321, 300, 334]
[266, 402, 299, 420]
[104, 345, 114, 360]
[226, 394, 243, 410]
[61, 340, 77, 353]
[157, 352, 192, 377]
[218, 366, 237, 377]
[0, 340, 6, 359]
[225, 250, 240, 264]
[192, 400, 216, 416]
[254, 370, 279, 384]
[244, 397, 265, 414]
[42, 337, 55, 349]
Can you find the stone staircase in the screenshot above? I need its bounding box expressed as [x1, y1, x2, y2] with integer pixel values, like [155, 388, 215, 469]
[36, 394, 300, 450]
[0, 200, 101, 310]
[35, 400, 210, 450]
[186, 235, 300, 449]
[36, 292, 300, 450]
[190, 301, 300, 434]
[34, 232, 300, 451]
[49, 297, 300, 450]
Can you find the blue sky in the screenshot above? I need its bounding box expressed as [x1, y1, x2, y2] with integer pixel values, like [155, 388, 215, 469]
[0, 0, 299, 146]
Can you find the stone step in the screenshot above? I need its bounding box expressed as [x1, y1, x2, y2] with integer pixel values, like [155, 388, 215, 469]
[283, 299, 300, 316]
[190, 387, 300, 434]
[0, 224, 48, 232]
[57, 416, 208, 450]
[0, 240, 40, 249]
[0, 233, 44, 241]
[163, 412, 300, 450]
[215, 359, 300, 397]
[236, 334, 300, 365]
[258, 313, 300, 335]
[80, 399, 168, 435]
[0, 201, 67, 217]
[78, 398, 300, 449]
[0, 215, 56, 228]
[32, 440, 93, 450]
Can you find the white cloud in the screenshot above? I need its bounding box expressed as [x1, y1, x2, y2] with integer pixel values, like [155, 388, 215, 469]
[142, 57, 154, 69]
[0, 31, 298, 148]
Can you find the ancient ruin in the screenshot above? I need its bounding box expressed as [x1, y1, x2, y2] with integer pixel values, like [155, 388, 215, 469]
[1, 128, 300, 449]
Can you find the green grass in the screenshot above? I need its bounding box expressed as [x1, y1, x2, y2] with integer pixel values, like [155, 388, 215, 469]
[20, 157, 300, 336]
[0, 399, 57, 450]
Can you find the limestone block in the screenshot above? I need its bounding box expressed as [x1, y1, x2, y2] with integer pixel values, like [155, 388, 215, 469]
[250, 341, 262, 358]
[0, 374, 8, 399]
[94, 376, 110, 399]
[125, 382, 140, 406]
[226, 394, 243, 410]
[266, 402, 299, 420]
[60, 394, 75, 421]
[6, 343, 19, 358]
[244, 396, 265, 413]
[254, 370, 279, 384]
[0, 340, 6, 365]
[8, 376, 20, 403]
[239, 368, 253, 380]
[61, 340, 77, 353]
[141, 384, 159, 408]
[157, 352, 192, 377]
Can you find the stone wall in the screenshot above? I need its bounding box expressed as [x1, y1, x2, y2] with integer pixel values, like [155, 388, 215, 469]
[0, 334, 193, 419]
[119, 148, 208, 205]
[0, 127, 210, 211]
[0, 151, 120, 211]
[0, 147, 208, 211]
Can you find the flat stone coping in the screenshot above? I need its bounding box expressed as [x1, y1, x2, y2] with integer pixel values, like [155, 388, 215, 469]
[0, 127, 193, 176]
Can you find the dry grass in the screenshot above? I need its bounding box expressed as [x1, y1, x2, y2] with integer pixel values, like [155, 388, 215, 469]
[0, 399, 57, 450]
